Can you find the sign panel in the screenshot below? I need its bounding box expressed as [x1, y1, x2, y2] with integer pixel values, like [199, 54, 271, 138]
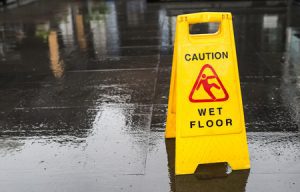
[165, 12, 250, 175]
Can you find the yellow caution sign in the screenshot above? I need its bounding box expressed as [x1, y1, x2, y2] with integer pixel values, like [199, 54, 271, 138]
[165, 12, 250, 175]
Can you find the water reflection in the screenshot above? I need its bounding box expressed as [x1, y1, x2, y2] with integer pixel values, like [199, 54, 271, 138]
[75, 13, 87, 50]
[165, 139, 250, 192]
[175, 171, 250, 192]
[126, 0, 145, 27]
[0, 0, 120, 74]
[90, 1, 119, 57]
[282, 26, 300, 127]
[48, 31, 64, 78]
[59, 6, 75, 50]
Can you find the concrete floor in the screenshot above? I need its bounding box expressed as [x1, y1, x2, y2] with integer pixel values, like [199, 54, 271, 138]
[0, 0, 300, 191]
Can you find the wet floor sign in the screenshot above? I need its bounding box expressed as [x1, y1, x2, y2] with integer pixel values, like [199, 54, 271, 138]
[165, 12, 250, 175]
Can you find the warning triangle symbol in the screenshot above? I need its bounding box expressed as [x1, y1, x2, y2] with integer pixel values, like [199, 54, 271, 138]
[189, 64, 229, 103]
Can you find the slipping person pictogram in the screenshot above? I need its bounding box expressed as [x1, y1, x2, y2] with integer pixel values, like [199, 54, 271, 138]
[197, 74, 221, 100]
[189, 64, 229, 102]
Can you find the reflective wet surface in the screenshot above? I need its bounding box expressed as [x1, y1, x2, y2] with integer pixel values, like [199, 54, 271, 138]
[0, 0, 300, 191]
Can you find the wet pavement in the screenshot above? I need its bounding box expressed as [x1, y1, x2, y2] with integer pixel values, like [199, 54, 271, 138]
[0, 0, 300, 191]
